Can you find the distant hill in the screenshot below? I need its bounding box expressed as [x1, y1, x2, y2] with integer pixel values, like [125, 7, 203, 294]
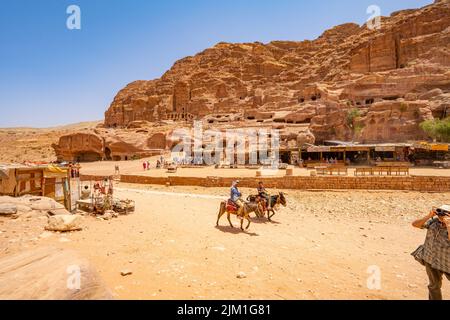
[0, 121, 102, 163]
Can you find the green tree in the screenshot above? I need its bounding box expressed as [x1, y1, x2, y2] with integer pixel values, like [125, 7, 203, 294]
[420, 118, 450, 142]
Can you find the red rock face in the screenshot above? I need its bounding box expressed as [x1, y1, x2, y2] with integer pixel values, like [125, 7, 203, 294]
[103, 1, 450, 144]
[52, 129, 169, 162]
[53, 133, 104, 162]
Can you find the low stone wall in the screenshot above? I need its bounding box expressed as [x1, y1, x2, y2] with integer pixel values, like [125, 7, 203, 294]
[119, 175, 450, 192]
[79, 174, 120, 182]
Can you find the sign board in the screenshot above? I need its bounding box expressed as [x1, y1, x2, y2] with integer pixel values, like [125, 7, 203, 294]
[413, 142, 449, 151]
[431, 144, 449, 152]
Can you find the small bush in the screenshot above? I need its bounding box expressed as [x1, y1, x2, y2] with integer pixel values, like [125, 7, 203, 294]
[346, 108, 361, 129]
[420, 117, 450, 142]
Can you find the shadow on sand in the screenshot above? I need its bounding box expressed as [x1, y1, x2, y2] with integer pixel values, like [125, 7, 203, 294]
[215, 226, 259, 237]
[250, 217, 281, 225]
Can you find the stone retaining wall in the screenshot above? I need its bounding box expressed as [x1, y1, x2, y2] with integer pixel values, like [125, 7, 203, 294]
[118, 175, 450, 192]
[80, 175, 120, 182]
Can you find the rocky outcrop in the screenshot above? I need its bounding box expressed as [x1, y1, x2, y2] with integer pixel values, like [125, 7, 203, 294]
[46, 215, 83, 232]
[103, 1, 450, 145]
[358, 100, 433, 143]
[0, 204, 17, 216]
[0, 247, 112, 300]
[51, 1, 450, 160]
[53, 128, 169, 162]
[53, 133, 104, 162]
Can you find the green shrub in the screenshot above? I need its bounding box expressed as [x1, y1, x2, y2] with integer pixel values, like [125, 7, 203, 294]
[346, 108, 361, 129]
[420, 117, 450, 142]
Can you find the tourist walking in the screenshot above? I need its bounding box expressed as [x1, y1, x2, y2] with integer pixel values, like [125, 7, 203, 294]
[143, 161, 147, 171]
[412, 205, 450, 300]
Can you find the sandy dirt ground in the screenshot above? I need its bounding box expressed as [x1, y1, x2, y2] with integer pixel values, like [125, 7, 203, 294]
[1, 183, 449, 300]
[79, 158, 450, 178]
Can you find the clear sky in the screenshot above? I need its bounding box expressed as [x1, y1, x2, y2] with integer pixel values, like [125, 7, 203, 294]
[0, 0, 433, 128]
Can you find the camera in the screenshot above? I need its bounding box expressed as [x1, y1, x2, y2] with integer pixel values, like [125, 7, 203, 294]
[435, 208, 450, 217]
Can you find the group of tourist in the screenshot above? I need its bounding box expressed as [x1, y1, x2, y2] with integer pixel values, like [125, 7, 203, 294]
[304, 157, 350, 165]
[68, 162, 81, 178]
[322, 157, 340, 164]
[229, 180, 272, 215]
[142, 156, 166, 171]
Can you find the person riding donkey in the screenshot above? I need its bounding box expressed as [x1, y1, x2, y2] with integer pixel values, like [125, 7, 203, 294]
[230, 180, 245, 219]
[257, 181, 271, 211]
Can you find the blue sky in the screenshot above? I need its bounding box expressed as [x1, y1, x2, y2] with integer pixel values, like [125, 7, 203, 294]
[0, 0, 432, 128]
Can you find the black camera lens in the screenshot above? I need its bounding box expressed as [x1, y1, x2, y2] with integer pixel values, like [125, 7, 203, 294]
[436, 209, 448, 217]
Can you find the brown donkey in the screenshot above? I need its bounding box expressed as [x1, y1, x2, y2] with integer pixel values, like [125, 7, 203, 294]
[216, 200, 263, 231]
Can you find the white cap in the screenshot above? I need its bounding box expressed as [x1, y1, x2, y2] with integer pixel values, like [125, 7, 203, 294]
[438, 205, 450, 212]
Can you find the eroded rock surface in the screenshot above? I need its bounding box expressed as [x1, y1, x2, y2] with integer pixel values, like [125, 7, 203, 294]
[0, 247, 112, 300]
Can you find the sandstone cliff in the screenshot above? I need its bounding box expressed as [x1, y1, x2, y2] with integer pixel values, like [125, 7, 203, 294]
[52, 1, 450, 162]
[103, 0, 450, 145]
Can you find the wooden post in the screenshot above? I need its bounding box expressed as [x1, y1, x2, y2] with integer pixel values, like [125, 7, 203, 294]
[66, 171, 72, 211]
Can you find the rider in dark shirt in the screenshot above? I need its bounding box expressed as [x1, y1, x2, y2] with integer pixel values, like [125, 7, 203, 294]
[257, 181, 271, 210]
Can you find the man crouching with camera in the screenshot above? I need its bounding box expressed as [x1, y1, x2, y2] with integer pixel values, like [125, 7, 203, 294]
[412, 205, 450, 300]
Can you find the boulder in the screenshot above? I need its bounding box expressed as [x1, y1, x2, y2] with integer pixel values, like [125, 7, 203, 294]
[47, 208, 72, 216]
[29, 198, 65, 211]
[102, 211, 114, 221]
[0, 247, 112, 300]
[46, 215, 83, 232]
[0, 204, 17, 216]
[16, 205, 32, 213]
[0, 196, 17, 204]
[419, 88, 443, 100]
